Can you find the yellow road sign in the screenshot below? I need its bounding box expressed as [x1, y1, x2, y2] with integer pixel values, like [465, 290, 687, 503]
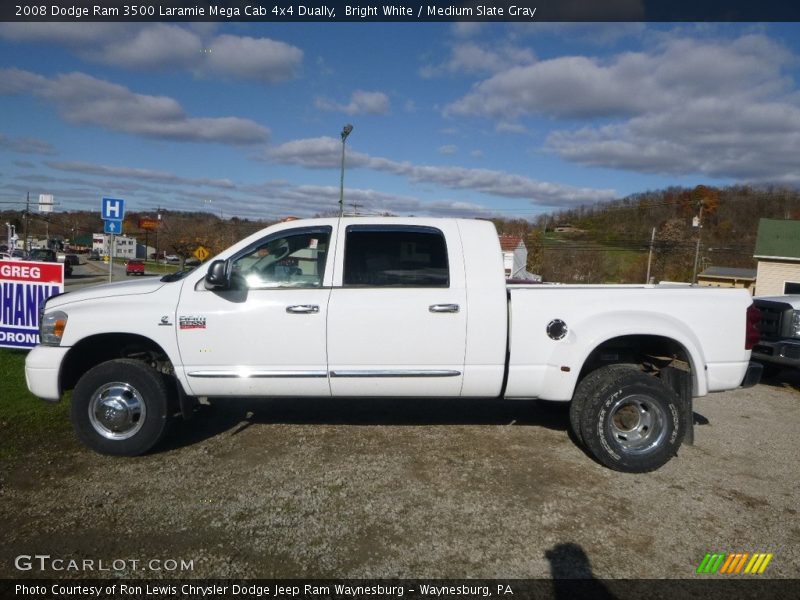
[193, 245, 210, 261]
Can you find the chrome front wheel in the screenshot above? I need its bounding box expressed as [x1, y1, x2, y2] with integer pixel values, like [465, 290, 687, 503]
[72, 359, 172, 456]
[88, 382, 147, 440]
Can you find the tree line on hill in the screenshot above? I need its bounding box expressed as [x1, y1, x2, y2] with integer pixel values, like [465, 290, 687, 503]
[491, 185, 800, 284]
[0, 208, 272, 260]
[4, 184, 799, 283]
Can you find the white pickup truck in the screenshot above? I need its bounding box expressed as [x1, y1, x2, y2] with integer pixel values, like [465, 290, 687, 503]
[25, 217, 762, 472]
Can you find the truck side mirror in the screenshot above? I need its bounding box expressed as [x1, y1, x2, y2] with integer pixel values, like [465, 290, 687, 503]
[204, 259, 231, 290]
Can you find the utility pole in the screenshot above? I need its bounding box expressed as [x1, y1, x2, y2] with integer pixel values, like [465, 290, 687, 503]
[24, 192, 30, 253]
[645, 227, 656, 284]
[339, 124, 353, 217]
[692, 203, 704, 284]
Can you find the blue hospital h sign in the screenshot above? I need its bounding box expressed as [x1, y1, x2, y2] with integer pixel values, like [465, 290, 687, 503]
[101, 197, 125, 221]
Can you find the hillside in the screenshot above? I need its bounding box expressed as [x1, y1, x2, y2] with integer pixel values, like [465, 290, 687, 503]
[4, 184, 800, 285]
[492, 185, 800, 284]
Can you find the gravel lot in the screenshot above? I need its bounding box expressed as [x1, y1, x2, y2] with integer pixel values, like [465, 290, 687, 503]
[1, 374, 798, 581]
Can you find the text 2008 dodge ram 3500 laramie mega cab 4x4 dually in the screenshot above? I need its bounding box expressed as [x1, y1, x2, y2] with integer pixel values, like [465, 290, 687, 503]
[25, 217, 762, 472]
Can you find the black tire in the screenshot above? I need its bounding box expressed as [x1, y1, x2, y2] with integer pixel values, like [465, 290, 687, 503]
[570, 363, 639, 446]
[575, 365, 685, 473]
[71, 359, 172, 456]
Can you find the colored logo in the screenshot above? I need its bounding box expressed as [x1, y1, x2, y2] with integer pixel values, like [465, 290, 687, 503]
[696, 552, 773, 575]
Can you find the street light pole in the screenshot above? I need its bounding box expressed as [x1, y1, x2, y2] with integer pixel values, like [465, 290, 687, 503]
[692, 203, 704, 284]
[339, 124, 353, 217]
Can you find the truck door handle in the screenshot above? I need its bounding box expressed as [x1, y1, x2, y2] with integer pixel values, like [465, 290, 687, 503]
[286, 305, 320, 314]
[429, 304, 460, 313]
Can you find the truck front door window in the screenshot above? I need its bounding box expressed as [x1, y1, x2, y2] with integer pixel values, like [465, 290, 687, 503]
[233, 229, 330, 289]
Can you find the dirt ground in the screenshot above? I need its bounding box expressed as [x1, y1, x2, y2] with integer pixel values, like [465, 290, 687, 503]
[1, 374, 798, 581]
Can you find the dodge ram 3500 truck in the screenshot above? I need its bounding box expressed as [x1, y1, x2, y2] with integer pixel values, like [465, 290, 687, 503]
[25, 217, 762, 472]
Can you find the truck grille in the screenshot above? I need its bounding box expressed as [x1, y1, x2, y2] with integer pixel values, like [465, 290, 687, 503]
[784, 346, 800, 360]
[753, 300, 794, 342]
[758, 306, 783, 339]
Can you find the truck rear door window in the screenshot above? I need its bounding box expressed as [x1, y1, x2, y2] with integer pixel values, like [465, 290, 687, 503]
[343, 226, 449, 287]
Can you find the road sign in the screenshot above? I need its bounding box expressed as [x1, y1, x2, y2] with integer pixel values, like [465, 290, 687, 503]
[101, 197, 125, 221]
[193, 245, 210, 261]
[104, 220, 122, 234]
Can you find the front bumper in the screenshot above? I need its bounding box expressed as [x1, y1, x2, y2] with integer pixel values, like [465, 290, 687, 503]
[25, 345, 70, 401]
[752, 339, 800, 369]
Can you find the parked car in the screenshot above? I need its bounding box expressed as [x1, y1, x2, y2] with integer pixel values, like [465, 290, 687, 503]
[28, 247, 72, 277]
[89, 250, 101, 261]
[65, 254, 81, 267]
[125, 259, 145, 276]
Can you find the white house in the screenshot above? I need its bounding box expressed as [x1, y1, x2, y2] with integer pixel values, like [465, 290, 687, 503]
[499, 235, 541, 281]
[93, 234, 138, 259]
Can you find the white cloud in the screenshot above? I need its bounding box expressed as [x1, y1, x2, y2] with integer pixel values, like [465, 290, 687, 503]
[0, 24, 303, 83]
[0, 133, 56, 155]
[315, 90, 390, 115]
[421, 42, 535, 78]
[268, 136, 616, 205]
[496, 122, 528, 134]
[0, 68, 270, 146]
[206, 35, 303, 83]
[547, 98, 800, 183]
[445, 34, 791, 119]
[438, 145, 458, 155]
[46, 161, 237, 189]
[99, 24, 202, 70]
[242, 182, 500, 219]
[451, 22, 484, 38]
[446, 33, 800, 183]
[0, 22, 125, 46]
[268, 137, 346, 168]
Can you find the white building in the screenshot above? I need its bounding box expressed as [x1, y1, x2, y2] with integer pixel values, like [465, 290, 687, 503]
[499, 235, 541, 281]
[92, 234, 138, 259]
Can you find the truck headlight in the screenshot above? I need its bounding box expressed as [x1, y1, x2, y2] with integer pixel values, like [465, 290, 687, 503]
[791, 310, 800, 338]
[40, 311, 68, 346]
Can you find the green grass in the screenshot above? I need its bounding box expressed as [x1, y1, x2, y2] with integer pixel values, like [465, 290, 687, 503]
[0, 348, 71, 459]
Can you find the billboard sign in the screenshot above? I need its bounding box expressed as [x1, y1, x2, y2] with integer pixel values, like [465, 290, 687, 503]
[138, 218, 159, 231]
[0, 260, 64, 349]
[38, 194, 54, 213]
